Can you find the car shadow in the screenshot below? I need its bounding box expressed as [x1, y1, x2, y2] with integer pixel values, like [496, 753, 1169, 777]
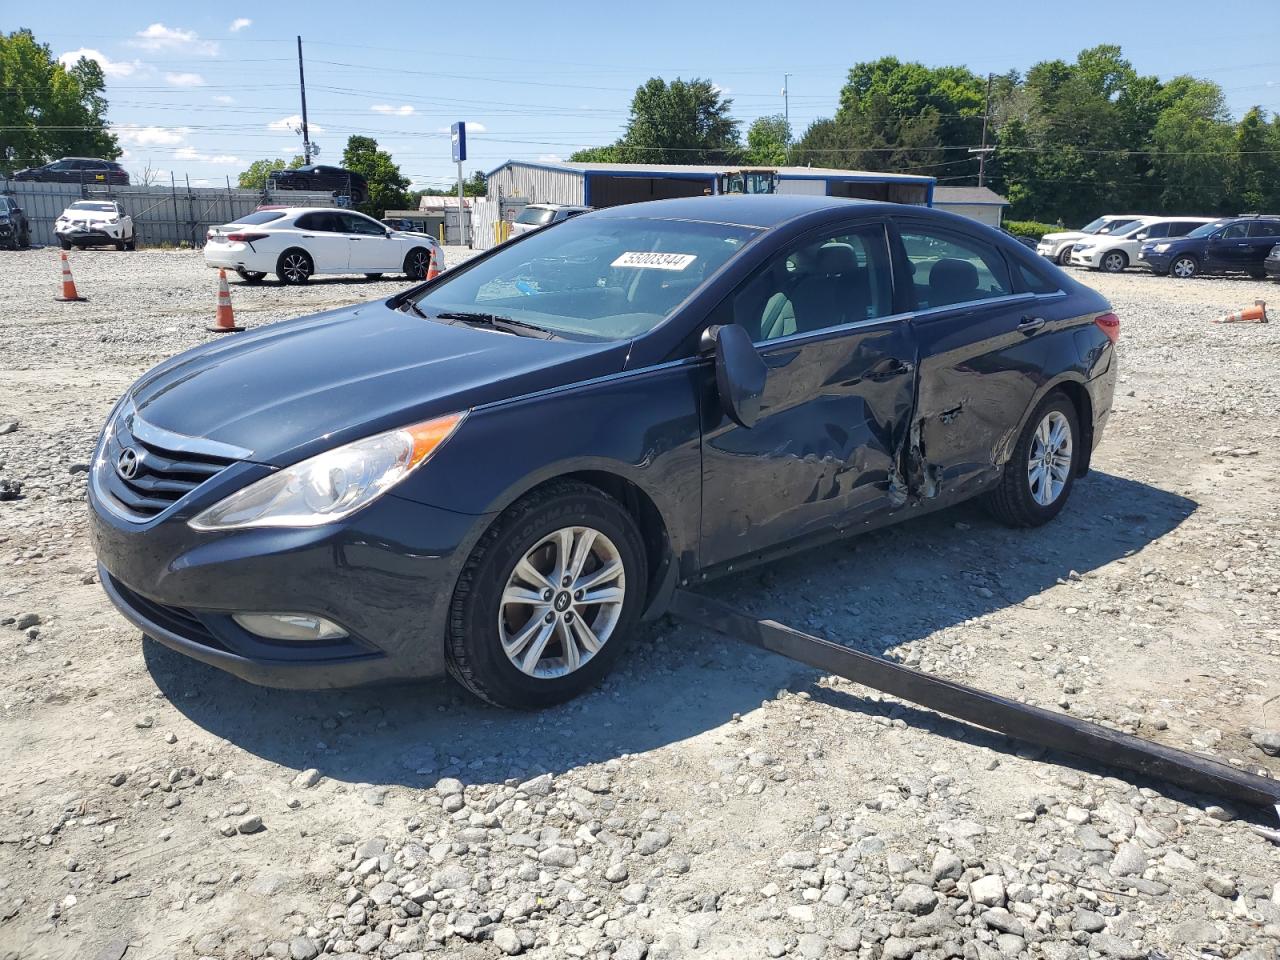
[147, 471, 1199, 796]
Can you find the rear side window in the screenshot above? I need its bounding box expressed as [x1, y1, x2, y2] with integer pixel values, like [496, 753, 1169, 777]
[1248, 221, 1280, 238]
[899, 227, 1012, 309]
[1014, 259, 1060, 294]
[234, 211, 287, 226]
[1141, 223, 1168, 240]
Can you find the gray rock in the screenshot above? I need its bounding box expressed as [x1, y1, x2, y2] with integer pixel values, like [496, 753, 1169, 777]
[0, 421, 16, 435]
[236, 815, 264, 835]
[15, 613, 40, 630]
[1251, 731, 1280, 757]
[1109, 842, 1146, 878]
[435, 777, 463, 797]
[1170, 918, 1220, 944]
[538, 846, 576, 868]
[1071, 908, 1105, 933]
[969, 874, 1006, 907]
[980, 908, 1024, 936]
[518, 773, 553, 796]
[621, 882, 648, 905]
[832, 927, 862, 952]
[288, 938, 319, 960]
[636, 829, 671, 855]
[1090, 933, 1145, 960]
[931, 851, 963, 882]
[614, 941, 647, 960]
[353, 930, 384, 954]
[1204, 873, 1237, 898]
[604, 862, 629, 883]
[778, 850, 818, 869]
[892, 883, 936, 915]
[292, 768, 321, 789]
[492, 928, 522, 956]
[797, 934, 828, 959]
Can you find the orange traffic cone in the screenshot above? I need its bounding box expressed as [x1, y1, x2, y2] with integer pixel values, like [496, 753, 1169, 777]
[426, 247, 440, 281]
[54, 250, 87, 302]
[208, 268, 244, 333]
[1212, 300, 1268, 324]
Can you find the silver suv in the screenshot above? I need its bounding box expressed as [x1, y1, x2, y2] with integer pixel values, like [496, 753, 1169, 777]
[509, 203, 592, 237]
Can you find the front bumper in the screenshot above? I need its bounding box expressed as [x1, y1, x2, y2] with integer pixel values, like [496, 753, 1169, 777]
[58, 225, 124, 245]
[90, 464, 487, 689]
[1069, 249, 1097, 267]
[1137, 251, 1172, 272]
[1035, 242, 1058, 259]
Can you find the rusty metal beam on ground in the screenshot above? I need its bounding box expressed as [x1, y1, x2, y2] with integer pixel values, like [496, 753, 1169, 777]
[669, 590, 1280, 813]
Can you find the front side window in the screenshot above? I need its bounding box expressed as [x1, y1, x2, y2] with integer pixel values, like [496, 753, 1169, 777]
[412, 216, 759, 341]
[899, 227, 1012, 309]
[725, 224, 895, 343]
[344, 213, 386, 235]
[1222, 222, 1249, 240]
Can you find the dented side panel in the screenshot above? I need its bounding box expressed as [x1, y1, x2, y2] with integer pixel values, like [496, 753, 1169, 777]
[698, 318, 917, 568]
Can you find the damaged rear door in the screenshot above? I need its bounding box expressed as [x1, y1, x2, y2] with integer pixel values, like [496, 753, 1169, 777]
[698, 219, 918, 568]
[894, 221, 1046, 502]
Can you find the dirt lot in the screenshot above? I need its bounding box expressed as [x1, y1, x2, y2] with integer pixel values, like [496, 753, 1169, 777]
[2, 247, 1279, 960]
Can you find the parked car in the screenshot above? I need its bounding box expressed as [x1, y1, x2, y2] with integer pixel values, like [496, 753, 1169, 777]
[1036, 215, 1144, 265]
[267, 165, 368, 204]
[1138, 215, 1280, 279]
[1265, 243, 1280, 281]
[204, 207, 443, 284]
[1069, 217, 1214, 273]
[509, 203, 593, 237]
[13, 157, 129, 186]
[0, 195, 31, 249]
[55, 200, 136, 250]
[91, 196, 1118, 708]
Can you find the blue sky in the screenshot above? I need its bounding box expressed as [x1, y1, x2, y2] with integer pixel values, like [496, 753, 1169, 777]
[10, 0, 1279, 189]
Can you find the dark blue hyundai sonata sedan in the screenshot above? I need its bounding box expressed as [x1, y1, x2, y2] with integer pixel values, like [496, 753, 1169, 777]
[89, 195, 1118, 708]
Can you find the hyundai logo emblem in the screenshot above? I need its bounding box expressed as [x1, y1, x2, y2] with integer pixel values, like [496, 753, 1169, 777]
[116, 447, 140, 481]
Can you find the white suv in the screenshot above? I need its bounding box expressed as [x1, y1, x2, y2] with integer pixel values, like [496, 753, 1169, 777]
[55, 200, 136, 250]
[204, 207, 444, 284]
[1069, 217, 1215, 273]
[1036, 215, 1144, 265]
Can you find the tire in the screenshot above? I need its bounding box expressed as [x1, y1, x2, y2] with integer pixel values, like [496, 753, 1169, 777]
[235, 268, 266, 284]
[985, 392, 1080, 528]
[115, 240, 126, 251]
[404, 247, 431, 281]
[276, 249, 313, 284]
[124, 238, 136, 251]
[1170, 255, 1198, 279]
[364, 273, 383, 280]
[58, 237, 71, 251]
[1056, 246, 1073, 266]
[446, 480, 648, 709]
[1100, 250, 1128, 273]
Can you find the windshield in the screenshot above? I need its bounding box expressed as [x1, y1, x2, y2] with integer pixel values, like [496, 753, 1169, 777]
[411, 215, 760, 340]
[1187, 221, 1228, 239]
[69, 201, 116, 213]
[516, 207, 557, 226]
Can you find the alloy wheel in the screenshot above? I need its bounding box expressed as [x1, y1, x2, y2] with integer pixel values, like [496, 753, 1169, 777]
[1027, 410, 1073, 507]
[1172, 257, 1197, 279]
[1102, 252, 1125, 273]
[282, 253, 311, 283]
[498, 526, 625, 679]
[409, 250, 429, 279]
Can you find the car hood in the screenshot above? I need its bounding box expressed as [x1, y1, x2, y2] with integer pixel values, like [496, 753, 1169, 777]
[61, 210, 117, 223]
[125, 299, 628, 466]
[1040, 231, 1087, 243]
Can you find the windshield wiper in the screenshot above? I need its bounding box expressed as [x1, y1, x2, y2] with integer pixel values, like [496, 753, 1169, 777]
[434, 311, 557, 340]
[399, 300, 429, 319]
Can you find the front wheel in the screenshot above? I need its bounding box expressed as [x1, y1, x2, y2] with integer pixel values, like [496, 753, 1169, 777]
[404, 247, 431, 281]
[1100, 250, 1128, 273]
[1170, 255, 1198, 279]
[58, 237, 71, 250]
[1056, 246, 1073, 266]
[985, 392, 1079, 528]
[447, 481, 648, 709]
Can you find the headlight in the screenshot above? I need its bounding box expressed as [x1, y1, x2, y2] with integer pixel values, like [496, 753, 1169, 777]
[1153, 243, 1171, 253]
[189, 412, 466, 531]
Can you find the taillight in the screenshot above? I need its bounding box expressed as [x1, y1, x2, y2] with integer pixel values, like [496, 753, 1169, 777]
[225, 232, 268, 243]
[1094, 312, 1120, 344]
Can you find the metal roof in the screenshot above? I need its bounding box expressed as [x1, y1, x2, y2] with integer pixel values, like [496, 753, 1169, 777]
[486, 159, 934, 185]
[932, 186, 1009, 205]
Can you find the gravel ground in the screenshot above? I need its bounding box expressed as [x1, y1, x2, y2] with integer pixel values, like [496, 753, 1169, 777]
[2, 248, 1280, 960]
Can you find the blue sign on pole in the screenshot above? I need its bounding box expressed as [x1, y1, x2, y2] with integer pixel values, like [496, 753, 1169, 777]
[451, 122, 467, 163]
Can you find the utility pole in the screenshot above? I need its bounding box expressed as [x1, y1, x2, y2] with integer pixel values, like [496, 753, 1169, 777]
[782, 73, 792, 141]
[297, 36, 312, 164]
[976, 72, 994, 188]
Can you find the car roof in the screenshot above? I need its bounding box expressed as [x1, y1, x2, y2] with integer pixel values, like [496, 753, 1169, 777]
[588, 194, 894, 228]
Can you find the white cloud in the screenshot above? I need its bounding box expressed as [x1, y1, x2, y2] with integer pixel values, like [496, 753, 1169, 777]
[212, 95, 235, 104]
[229, 18, 252, 32]
[436, 122, 487, 134]
[57, 48, 143, 78]
[165, 72, 205, 88]
[537, 153, 563, 163]
[131, 23, 219, 56]
[371, 104, 415, 117]
[206, 154, 241, 165]
[112, 124, 190, 147]
[174, 146, 241, 165]
[268, 114, 324, 134]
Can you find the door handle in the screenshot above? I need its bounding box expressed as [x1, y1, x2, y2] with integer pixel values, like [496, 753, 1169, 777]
[866, 357, 915, 381]
[1018, 316, 1046, 334]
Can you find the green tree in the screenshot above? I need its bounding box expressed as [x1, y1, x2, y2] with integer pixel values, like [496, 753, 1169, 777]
[1228, 107, 1280, 214]
[238, 156, 305, 190]
[341, 135, 410, 216]
[1147, 76, 1234, 214]
[0, 29, 118, 168]
[464, 170, 487, 197]
[620, 77, 741, 164]
[744, 115, 790, 166]
[568, 144, 626, 163]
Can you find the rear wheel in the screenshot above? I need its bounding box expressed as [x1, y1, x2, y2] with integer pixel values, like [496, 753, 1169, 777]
[447, 481, 647, 709]
[1100, 250, 1128, 273]
[985, 392, 1079, 528]
[235, 267, 266, 284]
[1170, 255, 1198, 279]
[58, 237, 71, 250]
[404, 247, 431, 280]
[276, 249, 313, 284]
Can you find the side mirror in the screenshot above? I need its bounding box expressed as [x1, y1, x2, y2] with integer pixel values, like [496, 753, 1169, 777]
[702, 323, 767, 429]
[1134, 232, 1147, 241]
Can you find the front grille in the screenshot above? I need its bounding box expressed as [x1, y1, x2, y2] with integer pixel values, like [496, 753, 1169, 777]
[109, 575, 229, 652]
[99, 407, 240, 520]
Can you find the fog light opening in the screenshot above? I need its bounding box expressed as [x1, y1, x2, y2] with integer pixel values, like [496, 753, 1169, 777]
[232, 613, 348, 642]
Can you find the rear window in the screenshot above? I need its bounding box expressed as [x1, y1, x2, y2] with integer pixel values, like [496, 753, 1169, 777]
[516, 207, 558, 226]
[232, 211, 287, 226]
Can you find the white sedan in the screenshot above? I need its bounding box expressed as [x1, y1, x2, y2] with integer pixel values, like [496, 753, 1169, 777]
[204, 207, 444, 284]
[56, 200, 136, 250]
